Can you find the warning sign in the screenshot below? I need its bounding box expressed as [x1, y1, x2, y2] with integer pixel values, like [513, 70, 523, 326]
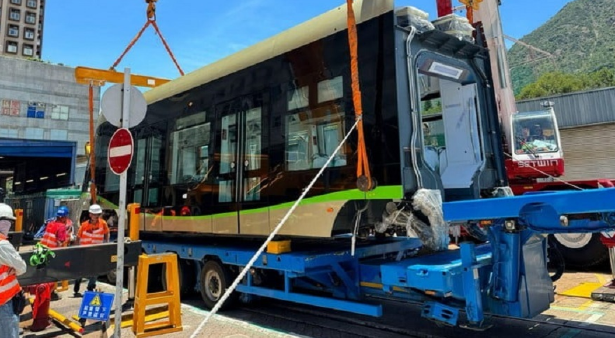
[90, 294, 102, 307]
[78, 291, 115, 321]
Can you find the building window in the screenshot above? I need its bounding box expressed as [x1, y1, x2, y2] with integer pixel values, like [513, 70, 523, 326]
[50, 129, 68, 141]
[25, 12, 36, 24]
[8, 25, 19, 37]
[9, 9, 21, 21]
[24, 128, 44, 140]
[2, 100, 21, 116]
[51, 105, 69, 120]
[10, 0, 22, 5]
[26, 102, 45, 118]
[0, 129, 18, 138]
[24, 28, 34, 40]
[26, 0, 37, 8]
[6, 41, 18, 53]
[23, 44, 33, 56]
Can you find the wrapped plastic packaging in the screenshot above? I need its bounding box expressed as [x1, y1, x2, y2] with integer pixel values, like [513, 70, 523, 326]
[409, 189, 449, 251]
[433, 14, 475, 42]
[395, 6, 435, 32]
[376, 189, 449, 252]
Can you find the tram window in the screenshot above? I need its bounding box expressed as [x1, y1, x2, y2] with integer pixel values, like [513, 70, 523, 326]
[105, 164, 120, 192]
[317, 76, 343, 103]
[135, 139, 146, 184]
[219, 181, 233, 203]
[148, 187, 158, 205]
[244, 107, 262, 171]
[244, 177, 260, 201]
[199, 145, 209, 177]
[149, 137, 162, 183]
[170, 122, 211, 185]
[134, 189, 142, 204]
[285, 109, 346, 171]
[220, 114, 237, 175]
[288, 86, 309, 110]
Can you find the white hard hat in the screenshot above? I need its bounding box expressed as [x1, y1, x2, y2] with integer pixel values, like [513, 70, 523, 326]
[0, 203, 16, 220]
[89, 204, 103, 214]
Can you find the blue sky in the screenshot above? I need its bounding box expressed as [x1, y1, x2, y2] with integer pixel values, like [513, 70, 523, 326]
[43, 0, 574, 82]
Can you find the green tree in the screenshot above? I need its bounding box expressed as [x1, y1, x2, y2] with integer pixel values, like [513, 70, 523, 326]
[517, 72, 588, 100]
[587, 68, 615, 88]
[517, 68, 615, 100]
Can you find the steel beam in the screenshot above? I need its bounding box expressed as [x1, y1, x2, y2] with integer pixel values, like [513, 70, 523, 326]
[18, 241, 142, 286]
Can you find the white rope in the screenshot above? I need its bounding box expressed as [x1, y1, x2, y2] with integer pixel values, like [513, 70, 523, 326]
[189, 116, 363, 338]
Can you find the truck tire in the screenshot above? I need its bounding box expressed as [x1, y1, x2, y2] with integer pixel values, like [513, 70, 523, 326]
[199, 260, 238, 310]
[550, 233, 609, 268]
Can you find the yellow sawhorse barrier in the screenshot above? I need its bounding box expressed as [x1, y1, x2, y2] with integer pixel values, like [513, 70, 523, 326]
[132, 253, 183, 337]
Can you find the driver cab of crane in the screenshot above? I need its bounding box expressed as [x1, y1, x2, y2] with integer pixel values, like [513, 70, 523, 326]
[530, 124, 543, 141]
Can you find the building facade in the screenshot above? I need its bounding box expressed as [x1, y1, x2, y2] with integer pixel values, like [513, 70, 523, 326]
[516, 87, 615, 181]
[0, 55, 101, 190]
[0, 0, 45, 59]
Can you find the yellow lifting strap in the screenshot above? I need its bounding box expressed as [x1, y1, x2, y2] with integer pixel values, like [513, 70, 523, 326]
[346, 0, 374, 192]
[110, 0, 184, 76]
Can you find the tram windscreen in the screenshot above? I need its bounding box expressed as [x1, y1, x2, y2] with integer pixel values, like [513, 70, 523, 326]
[512, 111, 559, 154]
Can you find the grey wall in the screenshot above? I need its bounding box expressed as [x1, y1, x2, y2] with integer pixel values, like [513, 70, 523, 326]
[0, 55, 101, 157]
[516, 87, 615, 129]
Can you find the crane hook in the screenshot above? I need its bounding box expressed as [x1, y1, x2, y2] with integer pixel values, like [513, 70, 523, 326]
[146, 0, 157, 21]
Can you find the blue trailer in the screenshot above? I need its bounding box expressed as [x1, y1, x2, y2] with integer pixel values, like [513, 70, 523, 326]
[139, 188, 615, 330]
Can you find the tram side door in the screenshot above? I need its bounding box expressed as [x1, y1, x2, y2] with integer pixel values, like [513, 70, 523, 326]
[133, 133, 164, 230]
[215, 102, 268, 235]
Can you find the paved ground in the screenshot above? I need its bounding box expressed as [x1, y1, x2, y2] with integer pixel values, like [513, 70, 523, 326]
[20, 281, 301, 338]
[17, 265, 615, 337]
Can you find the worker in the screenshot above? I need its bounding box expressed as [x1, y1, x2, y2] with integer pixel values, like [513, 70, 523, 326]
[40, 207, 69, 248]
[60, 206, 76, 247]
[39, 207, 71, 302]
[0, 203, 27, 338]
[73, 204, 109, 297]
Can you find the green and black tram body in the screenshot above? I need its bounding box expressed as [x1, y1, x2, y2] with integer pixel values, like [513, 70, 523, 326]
[87, 1, 507, 239]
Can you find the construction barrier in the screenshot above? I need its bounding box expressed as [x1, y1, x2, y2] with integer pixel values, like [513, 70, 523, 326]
[132, 252, 182, 337]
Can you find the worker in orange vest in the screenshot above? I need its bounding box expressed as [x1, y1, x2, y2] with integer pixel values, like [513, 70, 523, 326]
[40, 208, 69, 249]
[0, 203, 27, 338]
[39, 207, 71, 301]
[73, 204, 109, 297]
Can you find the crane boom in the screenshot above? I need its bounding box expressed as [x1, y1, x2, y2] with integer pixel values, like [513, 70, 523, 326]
[473, 0, 517, 153]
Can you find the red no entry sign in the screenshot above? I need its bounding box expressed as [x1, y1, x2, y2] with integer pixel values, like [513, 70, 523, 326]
[108, 128, 134, 175]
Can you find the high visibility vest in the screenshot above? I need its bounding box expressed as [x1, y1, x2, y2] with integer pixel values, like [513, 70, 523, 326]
[40, 222, 60, 248]
[79, 221, 105, 245]
[0, 235, 22, 306]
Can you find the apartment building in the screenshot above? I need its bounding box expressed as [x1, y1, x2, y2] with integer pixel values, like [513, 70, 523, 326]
[0, 0, 44, 59]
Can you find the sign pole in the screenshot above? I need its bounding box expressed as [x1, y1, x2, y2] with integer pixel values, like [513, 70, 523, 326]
[114, 68, 131, 338]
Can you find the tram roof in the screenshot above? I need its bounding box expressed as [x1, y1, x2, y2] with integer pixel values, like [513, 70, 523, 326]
[143, 0, 394, 105]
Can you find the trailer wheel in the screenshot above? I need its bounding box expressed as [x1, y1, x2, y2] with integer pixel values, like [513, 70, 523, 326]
[199, 260, 237, 310]
[551, 233, 609, 268]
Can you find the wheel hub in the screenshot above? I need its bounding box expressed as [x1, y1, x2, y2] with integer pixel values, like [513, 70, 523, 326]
[554, 233, 592, 249]
[205, 270, 222, 300]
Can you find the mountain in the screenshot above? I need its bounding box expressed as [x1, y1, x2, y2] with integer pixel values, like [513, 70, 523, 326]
[507, 0, 615, 94]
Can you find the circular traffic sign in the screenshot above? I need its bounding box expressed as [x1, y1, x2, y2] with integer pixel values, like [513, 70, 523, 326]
[108, 128, 134, 175]
[101, 83, 147, 128]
